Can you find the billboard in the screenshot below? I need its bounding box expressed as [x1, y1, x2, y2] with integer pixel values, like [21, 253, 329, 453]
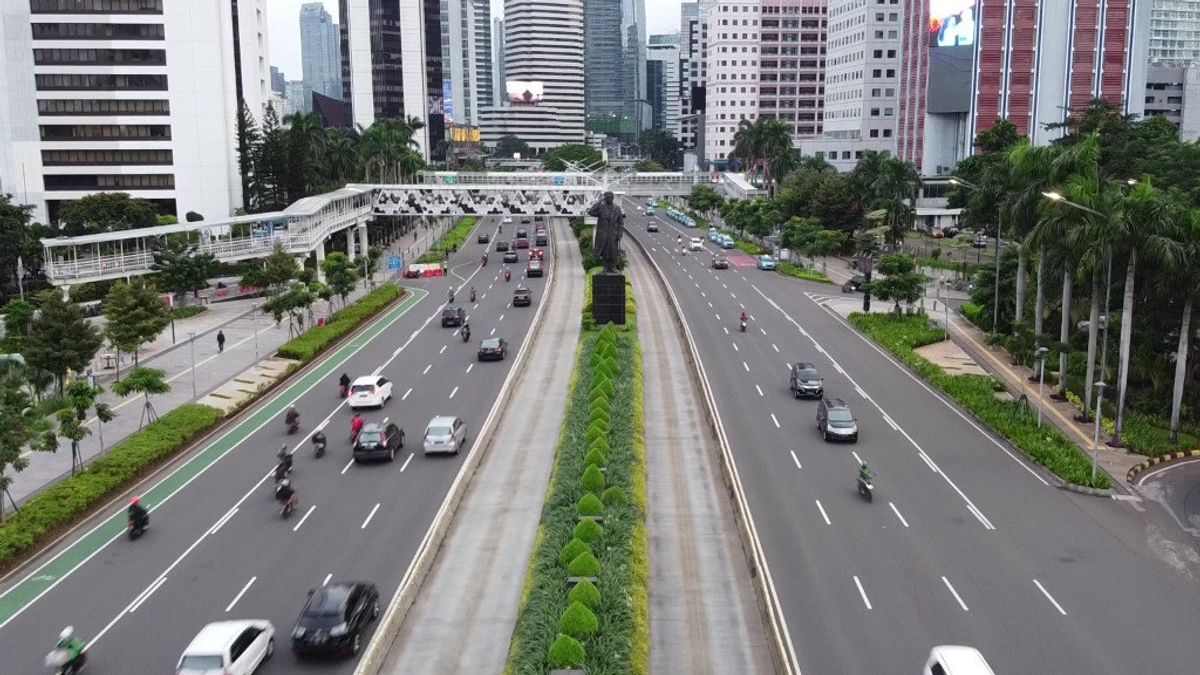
[930, 1, 976, 48]
[442, 81, 454, 124]
[506, 80, 544, 105]
[450, 126, 481, 143]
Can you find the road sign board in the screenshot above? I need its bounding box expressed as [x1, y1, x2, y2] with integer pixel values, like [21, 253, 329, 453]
[387, 255, 403, 270]
[553, 176, 565, 186]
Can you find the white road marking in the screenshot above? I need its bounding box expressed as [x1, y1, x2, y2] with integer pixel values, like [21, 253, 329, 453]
[499, 313, 505, 322]
[423, 364, 432, 375]
[341, 458, 355, 475]
[225, 577, 256, 612]
[851, 450, 864, 465]
[771, 413, 780, 428]
[942, 576, 968, 611]
[715, 312, 721, 320]
[882, 413, 899, 431]
[209, 507, 238, 535]
[755, 385, 764, 397]
[449, 386, 459, 399]
[733, 342, 740, 352]
[402, 387, 413, 401]
[760, 327, 767, 336]
[439, 345, 447, 354]
[815, 499, 831, 525]
[466, 363, 474, 374]
[772, 343, 779, 353]
[708, 301, 714, 308]
[128, 576, 167, 613]
[889, 502, 910, 528]
[731, 293, 737, 299]
[292, 505, 316, 532]
[918, 452, 938, 472]
[1033, 579, 1067, 615]
[322, 573, 332, 587]
[490, 328, 497, 336]
[722, 283, 728, 289]
[400, 453, 414, 471]
[743, 361, 750, 372]
[723, 327, 729, 335]
[853, 576, 872, 610]
[701, 291, 706, 298]
[361, 503, 381, 529]
[789, 451, 802, 469]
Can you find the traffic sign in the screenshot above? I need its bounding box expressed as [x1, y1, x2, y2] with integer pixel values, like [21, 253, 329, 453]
[387, 255, 403, 271]
[553, 176, 565, 186]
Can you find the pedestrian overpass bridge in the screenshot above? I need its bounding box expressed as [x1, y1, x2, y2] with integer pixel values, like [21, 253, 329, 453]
[41, 171, 757, 287]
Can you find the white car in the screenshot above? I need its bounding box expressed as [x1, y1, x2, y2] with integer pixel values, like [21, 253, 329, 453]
[349, 375, 393, 409]
[688, 237, 704, 251]
[502, 216, 513, 224]
[177, 620, 275, 675]
[423, 415, 467, 455]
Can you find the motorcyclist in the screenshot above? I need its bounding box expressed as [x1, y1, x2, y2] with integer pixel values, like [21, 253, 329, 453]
[504, 269, 511, 282]
[277, 443, 293, 474]
[448, 287, 456, 304]
[311, 429, 327, 455]
[740, 311, 748, 323]
[285, 406, 300, 428]
[338, 372, 351, 397]
[275, 478, 297, 511]
[482, 252, 488, 266]
[858, 462, 874, 483]
[462, 322, 472, 341]
[350, 411, 364, 440]
[128, 496, 149, 529]
[469, 286, 476, 302]
[49, 626, 86, 671]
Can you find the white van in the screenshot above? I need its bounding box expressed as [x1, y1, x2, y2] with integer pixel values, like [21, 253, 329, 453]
[923, 646, 995, 675]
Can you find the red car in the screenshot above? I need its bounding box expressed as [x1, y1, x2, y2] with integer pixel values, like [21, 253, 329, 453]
[529, 248, 545, 260]
[514, 237, 530, 249]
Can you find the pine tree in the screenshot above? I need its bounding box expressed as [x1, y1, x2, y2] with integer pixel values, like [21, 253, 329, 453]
[255, 103, 290, 211]
[103, 280, 170, 365]
[235, 99, 261, 213]
[22, 290, 103, 394]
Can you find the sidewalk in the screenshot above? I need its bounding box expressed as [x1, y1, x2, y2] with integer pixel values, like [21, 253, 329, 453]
[5, 221, 452, 508]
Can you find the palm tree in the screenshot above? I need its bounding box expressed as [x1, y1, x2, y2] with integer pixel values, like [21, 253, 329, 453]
[1161, 209, 1200, 445]
[731, 119, 762, 177]
[874, 156, 921, 249]
[283, 111, 326, 199]
[323, 129, 359, 187]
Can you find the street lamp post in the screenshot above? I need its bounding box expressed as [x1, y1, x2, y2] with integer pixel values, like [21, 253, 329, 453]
[252, 304, 260, 360]
[1035, 346, 1049, 427]
[1091, 381, 1107, 482]
[188, 331, 197, 400]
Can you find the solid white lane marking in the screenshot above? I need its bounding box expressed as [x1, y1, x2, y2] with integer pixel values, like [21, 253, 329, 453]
[790, 451, 802, 470]
[853, 576, 872, 610]
[128, 576, 167, 613]
[209, 507, 238, 535]
[882, 413, 899, 431]
[439, 345, 447, 354]
[466, 363, 474, 374]
[733, 342, 740, 352]
[449, 386, 459, 399]
[400, 453, 414, 471]
[889, 502, 910, 528]
[423, 364, 432, 375]
[918, 452, 938, 472]
[1033, 579, 1067, 615]
[322, 573, 332, 587]
[756, 385, 764, 397]
[771, 413, 780, 428]
[815, 499, 831, 525]
[292, 505, 316, 532]
[772, 343, 779, 353]
[942, 576, 968, 611]
[341, 458, 355, 475]
[402, 387, 413, 401]
[361, 503, 381, 529]
[225, 577, 256, 612]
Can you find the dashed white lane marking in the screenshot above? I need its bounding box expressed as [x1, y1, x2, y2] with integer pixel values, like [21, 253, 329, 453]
[889, 502, 910, 528]
[755, 385, 764, 397]
[449, 386, 459, 399]
[733, 342, 740, 352]
[942, 576, 969, 611]
[321, 573, 332, 587]
[128, 577, 166, 613]
[853, 576, 873, 610]
[708, 301, 714, 308]
[743, 361, 750, 372]
[292, 505, 316, 532]
[224, 577, 256, 613]
[423, 364, 432, 375]
[1033, 579, 1067, 615]
[723, 327, 730, 335]
[341, 458, 354, 475]
[361, 503, 381, 529]
[772, 343, 779, 353]
[466, 363, 474, 374]
[402, 387, 413, 401]
[760, 327, 767, 336]
[400, 453, 414, 471]
[439, 345, 447, 354]
[851, 450, 864, 465]
[790, 451, 802, 470]
[771, 413, 780, 428]
[490, 328, 497, 336]
[815, 499, 831, 525]
[499, 313, 505, 322]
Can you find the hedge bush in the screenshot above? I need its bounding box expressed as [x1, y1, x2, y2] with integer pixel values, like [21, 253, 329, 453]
[574, 518, 604, 543]
[560, 538, 592, 567]
[849, 313, 1110, 489]
[568, 578, 601, 608]
[581, 465, 606, 494]
[777, 261, 833, 284]
[585, 448, 608, 467]
[415, 216, 479, 263]
[276, 284, 402, 361]
[548, 634, 586, 669]
[601, 486, 627, 506]
[577, 493, 605, 517]
[558, 601, 600, 639]
[568, 551, 601, 578]
[169, 305, 208, 320]
[0, 403, 222, 569]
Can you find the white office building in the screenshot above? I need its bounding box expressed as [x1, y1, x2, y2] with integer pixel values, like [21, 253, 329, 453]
[1149, 0, 1200, 65]
[492, 17, 505, 107]
[0, 0, 270, 224]
[441, 0, 492, 127]
[679, 1, 704, 156]
[647, 35, 681, 134]
[702, 0, 761, 167]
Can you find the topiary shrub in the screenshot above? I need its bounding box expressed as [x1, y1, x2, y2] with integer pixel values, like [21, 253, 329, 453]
[589, 436, 611, 457]
[581, 464, 606, 494]
[590, 396, 612, 416]
[574, 518, 604, 543]
[601, 485, 628, 506]
[559, 537, 592, 567]
[589, 379, 615, 403]
[589, 404, 612, 424]
[558, 600, 600, 639]
[568, 550, 601, 577]
[585, 447, 607, 467]
[585, 423, 608, 446]
[548, 633, 586, 669]
[577, 493, 604, 517]
[568, 578, 601, 609]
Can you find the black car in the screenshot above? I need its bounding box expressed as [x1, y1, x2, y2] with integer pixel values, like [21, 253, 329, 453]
[789, 362, 824, 399]
[291, 581, 380, 657]
[494, 240, 510, 252]
[353, 422, 405, 462]
[441, 306, 466, 327]
[503, 250, 520, 263]
[712, 255, 729, 269]
[646, 222, 659, 233]
[477, 231, 491, 244]
[513, 286, 533, 306]
[515, 228, 528, 240]
[478, 337, 509, 361]
[816, 398, 859, 442]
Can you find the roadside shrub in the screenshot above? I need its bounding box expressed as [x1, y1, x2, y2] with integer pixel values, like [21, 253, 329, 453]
[585, 447, 607, 467]
[276, 284, 402, 361]
[577, 493, 604, 517]
[548, 634, 586, 669]
[777, 261, 833, 284]
[559, 538, 592, 567]
[589, 378, 615, 402]
[585, 424, 608, 446]
[169, 305, 207, 320]
[960, 302, 984, 327]
[568, 551, 601, 577]
[601, 485, 628, 506]
[574, 518, 604, 543]
[581, 464, 606, 494]
[590, 396, 612, 417]
[558, 601, 600, 639]
[568, 578, 601, 609]
[589, 406, 612, 426]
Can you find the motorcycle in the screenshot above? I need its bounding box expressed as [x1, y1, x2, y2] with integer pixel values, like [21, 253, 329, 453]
[339, 382, 349, 398]
[739, 320, 747, 332]
[275, 485, 298, 518]
[448, 288, 456, 304]
[856, 476, 875, 502]
[44, 648, 86, 674]
[128, 513, 149, 540]
[504, 269, 511, 282]
[482, 253, 488, 266]
[462, 327, 471, 343]
[285, 412, 300, 435]
[311, 434, 327, 458]
[469, 289, 476, 303]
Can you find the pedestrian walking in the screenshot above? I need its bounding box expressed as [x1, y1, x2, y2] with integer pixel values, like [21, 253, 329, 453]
[216, 330, 225, 353]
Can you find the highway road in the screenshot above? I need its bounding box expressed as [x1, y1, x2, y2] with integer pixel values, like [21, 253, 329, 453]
[0, 217, 553, 673]
[624, 200, 1200, 674]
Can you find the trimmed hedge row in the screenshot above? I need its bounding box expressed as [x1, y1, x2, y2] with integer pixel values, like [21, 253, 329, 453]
[169, 305, 208, 320]
[415, 216, 480, 263]
[849, 313, 1110, 489]
[506, 324, 649, 675]
[777, 261, 833, 284]
[0, 404, 222, 570]
[276, 284, 403, 361]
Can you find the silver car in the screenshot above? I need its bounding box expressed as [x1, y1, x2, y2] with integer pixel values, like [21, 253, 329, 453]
[423, 415, 466, 455]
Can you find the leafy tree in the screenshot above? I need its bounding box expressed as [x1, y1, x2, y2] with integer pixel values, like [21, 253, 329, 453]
[3, 298, 35, 354]
[320, 251, 359, 306]
[48, 381, 113, 474]
[0, 366, 55, 518]
[782, 216, 822, 253]
[22, 290, 103, 394]
[262, 281, 316, 338]
[103, 280, 170, 365]
[810, 229, 847, 275]
[809, 173, 860, 232]
[866, 254, 927, 316]
[495, 135, 532, 158]
[688, 185, 725, 221]
[0, 195, 46, 296]
[632, 159, 665, 172]
[544, 144, 604, 171]
[151, 238, 217, 306]
[731, 118, 794, 194]
[639, 129, 681, 169]
[56, 192, 158, 236]
[112, 366, 169, 428]
[241, 241, 298, 295]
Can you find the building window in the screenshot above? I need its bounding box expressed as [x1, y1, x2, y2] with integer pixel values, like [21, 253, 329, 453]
[39, 124, 171, 141]
[38, 99, 169, 115]
[43, 173, 175, 191]
[33, 48, 166, 66]
[30, 0, 163, 13]
[41, 148, 173, 165]
[35, 73, 168, 90]
[32, 22, 164, 40]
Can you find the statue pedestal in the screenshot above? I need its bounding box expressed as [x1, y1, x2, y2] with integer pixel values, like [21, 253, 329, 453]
[591, 273, 626, 326]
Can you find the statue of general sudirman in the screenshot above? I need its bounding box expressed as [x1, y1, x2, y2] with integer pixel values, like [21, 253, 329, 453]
[588, 191, 625, 273]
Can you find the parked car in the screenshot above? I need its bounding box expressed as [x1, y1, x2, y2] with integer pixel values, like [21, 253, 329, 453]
[943, 227, 960, 238]
[972, 233, 988, 249]
[477, 337, 509, 361]
[842, 274, 868, 293]
[513, 286, 533, 306]
[477, 231, 491, 244]
[348, 375, 393, 409]
[756, 255, 777, 271]
[423, 415, 467, 454]
[441, 306, 466, 327]
[494, 240, 510, 252]
[177, 620, 275, 675]
[503, 249, 520, 263]
[712, 255, 730, 270]
[352, 422, 405, 462]
[291, 581, 380, 658]
[526, 260, 544, 277]
[708, 228, 722, 242]
[816, 398, 858, 442]
[789, 362, 824, 399]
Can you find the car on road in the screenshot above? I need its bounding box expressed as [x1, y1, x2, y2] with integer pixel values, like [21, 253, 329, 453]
[526, 259, 544, 277]
[719, 234, 736, 249]
[514, 236, 530, 249]
[348, 375, 393, 408]
[477, 231, 491, 244]
[352, 422, 405, 462]
[503, 249, 520, 263]
[756, 255, 777, 270]
[711, 255, 729, 270]
[529, 247, 545, 260]
[441, 305, 466, 327]
[535, 229, 549, 246]
[789, 362, 824, 399]
[646, 221, 659, 232]
[816, 398, 858, 442]
[923, 645, 995, 675]
[513, 286, 533, 306]
[943, 226, 960, 238]
[708, 228, 722, 242]
[646, 206, 656, 216]
[494, 240, 510, 252]
[177, 619, 275, 675]
[477, 337, 510, 360]
[291, 581, 380, 658]
[423, 415, 467, 454]
[502, 216, 513, 224]
[972, 233, 988, 249]
[688, 237, 704, 251]
[515, 228, 528, 239]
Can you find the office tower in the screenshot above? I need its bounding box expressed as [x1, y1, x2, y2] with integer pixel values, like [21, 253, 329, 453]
[0, 0, 269, 223]
[271, 66, 286, 95]
[679, 1, 704, 153]
[1149, 0, 1200, 65]
[300, 3, 343, 103]
[493, 18, 506, 107]
[584, 0, 648, 141]
[647, 34, 681, 133]
[440, 0, 493, 127]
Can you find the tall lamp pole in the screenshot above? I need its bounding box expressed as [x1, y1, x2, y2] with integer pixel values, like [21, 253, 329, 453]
[1035, 346, 1049, 427]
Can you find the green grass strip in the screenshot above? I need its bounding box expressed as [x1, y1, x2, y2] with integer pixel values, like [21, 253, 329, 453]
[415, 216, 480, 263]
[777, 260, 833, 284]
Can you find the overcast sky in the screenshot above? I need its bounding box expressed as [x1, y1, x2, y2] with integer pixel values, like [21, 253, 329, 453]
[268, 0, 684, 79]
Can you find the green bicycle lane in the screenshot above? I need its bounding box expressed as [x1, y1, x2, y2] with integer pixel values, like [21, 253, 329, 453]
[0, 286, 427, 627]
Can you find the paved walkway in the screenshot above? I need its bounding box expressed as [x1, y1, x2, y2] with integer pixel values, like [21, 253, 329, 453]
[4, 221, 452, 509]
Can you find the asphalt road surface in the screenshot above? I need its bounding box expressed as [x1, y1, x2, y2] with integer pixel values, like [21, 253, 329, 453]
[0, 217, 550, 673]
[624, 199, 1200, 674]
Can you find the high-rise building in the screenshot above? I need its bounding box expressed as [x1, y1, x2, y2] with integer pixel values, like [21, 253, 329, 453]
[340, 0, 445, 158]
[300, 3, 343, 103]
[584, 0, 648, 141]
[1144, 64, 1200, 140]
[1149, 0, 1200, 65]
[492, 18, 506, 107]
[480, 0, 586, 151]
[285, 80, 312, 116]
[0, 0, 269, 223]
[679, 2, 704, 154]
[440, 0, 493, 127]
[647, 34, 681, 133]
[271, 66, 287, 95]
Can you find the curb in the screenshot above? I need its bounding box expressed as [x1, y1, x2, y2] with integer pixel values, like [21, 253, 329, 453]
[626, 227, 794, 675]
[354, 220, 560, 675]
[1126, 449, 1200, 484]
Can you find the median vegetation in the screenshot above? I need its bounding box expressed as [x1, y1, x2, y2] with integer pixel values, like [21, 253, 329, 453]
[415, 216, 480, 263]
[506, 322, 649, 674]
[276, 284, 403, 361]
[849, 313, 1110, 489]
[777, 261, 832, 284]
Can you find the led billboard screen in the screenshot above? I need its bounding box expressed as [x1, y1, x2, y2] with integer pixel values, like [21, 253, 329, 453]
[930, 1, 976, 48]
[506, 80, 544, 105]
[927, 0, 974, 114]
